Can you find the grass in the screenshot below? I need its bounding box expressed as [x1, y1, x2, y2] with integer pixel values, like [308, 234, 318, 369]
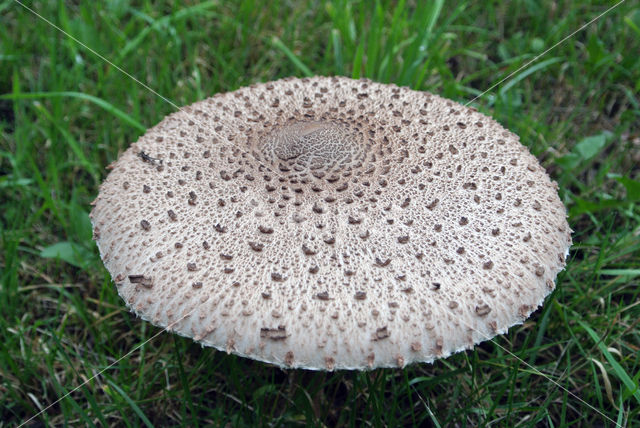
[1, 0, 639, 426]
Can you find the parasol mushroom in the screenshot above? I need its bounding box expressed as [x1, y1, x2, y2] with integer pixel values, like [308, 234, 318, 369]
[91, 76, 571, 370]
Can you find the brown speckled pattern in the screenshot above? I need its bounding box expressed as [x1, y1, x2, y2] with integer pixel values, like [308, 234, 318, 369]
[90, 76, 572, 370]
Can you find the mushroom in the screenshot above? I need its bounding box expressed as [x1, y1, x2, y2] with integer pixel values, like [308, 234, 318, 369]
[91, 76, 571, 370]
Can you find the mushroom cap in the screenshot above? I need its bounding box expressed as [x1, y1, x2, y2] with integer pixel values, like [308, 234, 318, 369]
[91, 76, 571, 370]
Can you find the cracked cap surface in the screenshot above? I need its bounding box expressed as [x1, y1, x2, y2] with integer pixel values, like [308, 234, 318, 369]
[91, 76, 572, 370]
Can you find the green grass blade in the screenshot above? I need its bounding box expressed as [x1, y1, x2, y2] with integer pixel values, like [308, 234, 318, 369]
[32, 102, 100, 181]
[498, 57, 563, 95]
[0, 91, 146, 132]
[398, 0, 444, 85]
[117, 1, 220, 63]
[271, 36, 313, 77]
[106, 379, 155, 428]
[352, 40, 364, 79]
[579, 320, 640, 405]
[331, 29, 344, 75]
[598, 269, 640, 278]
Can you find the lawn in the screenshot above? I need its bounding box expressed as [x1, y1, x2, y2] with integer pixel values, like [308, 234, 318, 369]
[1, 0, 639, 426]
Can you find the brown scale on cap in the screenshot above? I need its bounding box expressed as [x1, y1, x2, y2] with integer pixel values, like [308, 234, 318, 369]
[91, 76, 571, 371]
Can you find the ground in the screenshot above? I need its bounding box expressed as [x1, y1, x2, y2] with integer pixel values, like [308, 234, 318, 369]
[1, 0, 639, 426]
